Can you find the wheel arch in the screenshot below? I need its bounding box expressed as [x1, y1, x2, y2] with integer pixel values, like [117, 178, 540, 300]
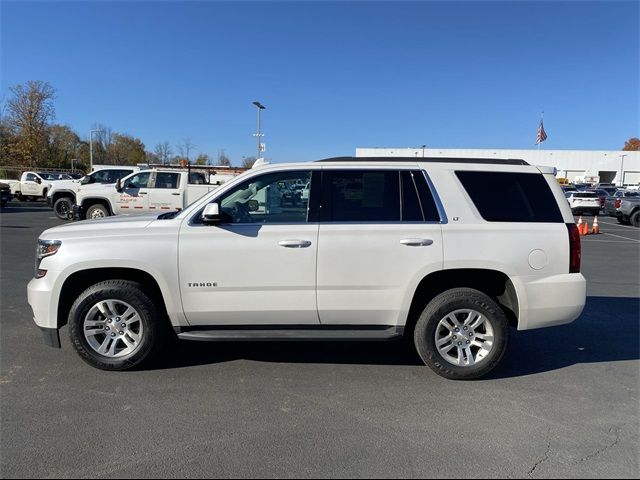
[405, 268, 519, 335]
[57, 267, 169, 330]
[52, 190, 76, 203]
[81, 197, 113, 216]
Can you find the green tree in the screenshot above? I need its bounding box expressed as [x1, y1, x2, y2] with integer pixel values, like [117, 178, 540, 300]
[107, 133, 146, 165]
[47, 124, 85, 169]
[194, 153, 210, 165]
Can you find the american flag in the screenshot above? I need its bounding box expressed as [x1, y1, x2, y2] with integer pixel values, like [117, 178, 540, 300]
[536, 119, 548, 144]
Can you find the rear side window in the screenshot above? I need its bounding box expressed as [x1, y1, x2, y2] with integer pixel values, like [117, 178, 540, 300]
[456, 171, 563, 223]
[323, 171, 400, 222]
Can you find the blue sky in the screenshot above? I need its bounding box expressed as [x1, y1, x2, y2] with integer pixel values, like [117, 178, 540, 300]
[2, 1, 638, 164]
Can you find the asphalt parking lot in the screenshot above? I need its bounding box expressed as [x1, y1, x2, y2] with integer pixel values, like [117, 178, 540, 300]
[1, 204, 638, 478]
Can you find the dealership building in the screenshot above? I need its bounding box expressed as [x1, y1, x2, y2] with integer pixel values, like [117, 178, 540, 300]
[355, 147, 640, 186]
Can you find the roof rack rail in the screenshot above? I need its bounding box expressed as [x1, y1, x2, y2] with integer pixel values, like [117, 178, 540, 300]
[316, 156, 530, 166]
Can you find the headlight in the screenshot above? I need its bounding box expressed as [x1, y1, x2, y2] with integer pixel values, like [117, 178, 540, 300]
[35, 239, 61, 278]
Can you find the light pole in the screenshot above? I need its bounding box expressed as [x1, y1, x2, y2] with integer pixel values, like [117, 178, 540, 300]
[253, 101, 265, 160]
[619, 154, 628, 187]
[89, 128, 104, 172]
[421, 144, 426, 158]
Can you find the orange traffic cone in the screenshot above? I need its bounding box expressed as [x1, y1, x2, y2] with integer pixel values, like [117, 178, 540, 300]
[577, 216, 585, 236]
[583, 218, 590, 235]
[592, 216, 600, 234]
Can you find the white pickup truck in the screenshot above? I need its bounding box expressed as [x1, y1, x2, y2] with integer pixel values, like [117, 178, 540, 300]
[47, 167, 140, 219]
[4, 171, 72, 201]
[75, 169, 218, 219]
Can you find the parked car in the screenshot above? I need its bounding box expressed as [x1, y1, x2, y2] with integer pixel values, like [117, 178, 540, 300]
[47, 167, 140, 220]
[9, 172, 58, 201]
[74, 169, 218, 219]
[604, 190, 640, 220]
[616, 198, 640, 227]
[565, 191, 601, 216]
[29, 156, 586, 380]
[585, 188, 611, 208]
[0, 182, 12, 207]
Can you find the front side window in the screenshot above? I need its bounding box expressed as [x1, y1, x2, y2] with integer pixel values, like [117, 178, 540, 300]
[217, 170, 312, 224]
[26, 174, 38, 182]
[124, 172, 151, 189]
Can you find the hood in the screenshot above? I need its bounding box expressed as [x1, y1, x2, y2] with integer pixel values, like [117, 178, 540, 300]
[40, 213, 161, 239]
[49, 179, 80, 191]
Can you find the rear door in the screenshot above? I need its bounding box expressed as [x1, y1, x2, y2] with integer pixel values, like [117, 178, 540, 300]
[148, 172, 183, 213]
[316, 168, 444, 326]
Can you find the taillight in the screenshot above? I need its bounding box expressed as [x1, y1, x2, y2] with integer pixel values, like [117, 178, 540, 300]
[567, 223, 581, 273]
[615, 199, 621, 209]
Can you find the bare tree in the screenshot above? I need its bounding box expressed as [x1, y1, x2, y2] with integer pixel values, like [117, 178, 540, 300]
[154, 141, 173, 164]
[241, 156, 257, 169]
[177, 137, 196, 162]
[217, 149, 231, 167]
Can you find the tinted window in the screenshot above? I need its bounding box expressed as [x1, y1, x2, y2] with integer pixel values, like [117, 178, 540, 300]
[573, 192, 597, 198]
[456, 171, 563, 223]
[401, 171, 423, 221]
[412, 171, 441, 221]
[92, 169, 133, 183]
[324, 171, 400, 222]
[154, 172, 180, 189]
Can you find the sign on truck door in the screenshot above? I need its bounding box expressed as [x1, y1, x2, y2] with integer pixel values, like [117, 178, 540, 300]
[114, 172, 150, 214]
[148, 172, 183, 212]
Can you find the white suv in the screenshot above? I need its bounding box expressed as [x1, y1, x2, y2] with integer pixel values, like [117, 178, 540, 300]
[28, 157, 586, 380]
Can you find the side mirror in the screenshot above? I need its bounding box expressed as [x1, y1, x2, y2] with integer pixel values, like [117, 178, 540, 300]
[202, 203, 221, 224]
[116, 179, 122, 192]
[36, 177, 42, 184]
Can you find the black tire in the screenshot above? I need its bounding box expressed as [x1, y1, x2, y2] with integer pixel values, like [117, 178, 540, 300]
[68, 280, 167, 371]
[631, 211, 640, 228]
[85, 203, 110, 219]
[53, 196, 74, 220]
[413, 288, 509, 380]
[619, 215, 631, 225]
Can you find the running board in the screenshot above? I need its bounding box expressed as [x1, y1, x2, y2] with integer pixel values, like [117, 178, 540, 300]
[177, 326, 404, 342]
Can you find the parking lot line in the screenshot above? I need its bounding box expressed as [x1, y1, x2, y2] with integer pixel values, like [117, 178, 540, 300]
[598, 219, 638, 230]
[602, 232, 640, 243]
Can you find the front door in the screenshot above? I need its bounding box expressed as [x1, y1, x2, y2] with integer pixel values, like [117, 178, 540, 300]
[178, 169, 320, 326]
[114, 171, 150, 214]
[316, 169, 444, 326]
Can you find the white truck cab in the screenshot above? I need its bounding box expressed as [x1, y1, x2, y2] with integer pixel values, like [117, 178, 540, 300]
[47, 166, 140, 219]
[75, 169, 218, 219]
[11, 171, 71, 201]
[28, 157, 586, 380]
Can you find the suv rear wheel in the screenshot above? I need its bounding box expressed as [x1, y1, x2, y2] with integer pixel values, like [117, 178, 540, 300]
[414, 288, 509, 380]
[68, 280, 167, 370]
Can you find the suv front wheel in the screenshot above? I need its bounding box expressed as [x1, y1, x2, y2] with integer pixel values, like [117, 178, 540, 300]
[68, 280, 166, 370]
[414, 288, 509, 380]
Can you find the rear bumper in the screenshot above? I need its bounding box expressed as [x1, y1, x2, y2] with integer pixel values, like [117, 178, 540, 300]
[514, 273, 586, 331]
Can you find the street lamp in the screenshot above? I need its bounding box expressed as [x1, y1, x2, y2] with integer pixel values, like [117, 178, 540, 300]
[89, 128, 104, 172]
[619, 154, 628, 187]
[253, 101, 265, 160]
[422, 144, 426, 158]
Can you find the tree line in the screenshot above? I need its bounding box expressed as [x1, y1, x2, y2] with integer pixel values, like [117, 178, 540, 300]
[0, 80, 256, 175]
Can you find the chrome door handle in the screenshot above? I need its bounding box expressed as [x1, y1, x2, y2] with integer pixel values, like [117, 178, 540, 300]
[171, 193, 180, 196]
[400, 238, 434, 247]
[278, 240, 312, 248]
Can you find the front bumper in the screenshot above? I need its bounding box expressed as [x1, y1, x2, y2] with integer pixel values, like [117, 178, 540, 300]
[28, 273, 63, 348]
